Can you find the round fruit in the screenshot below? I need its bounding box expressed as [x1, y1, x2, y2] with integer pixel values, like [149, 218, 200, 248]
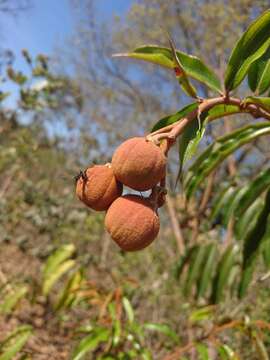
[76, 164, 123, 211]
[105, 194, 160, 251]
[111, 137, 166, 191]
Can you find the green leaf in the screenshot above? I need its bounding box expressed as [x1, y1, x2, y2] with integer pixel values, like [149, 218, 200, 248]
[262, 217, 270, 268]
[43, 243, 75, 279]
[174, 247, 195, 279]
[55, 269, 83, 311]
[0, 325, 32, 360]
[235, 198, 264, 241]
[243, 96, 270, 112]
[239, 189, 270, 298]
[207, 104, 241, 121]
[113, 46, 222, 93]
[42, 259, 76, 296]
[179, 117, 206, 167]
[210, 186, 236, 223]
[143, 323, 178, 342]
[195, 343, 209, 360]
[233, 168, 270, 217]
[184, 245, 208, 297]
[211, 245, 239, 303]
[151, 103, 198, 133]
[0, 286, 28, 314]
[196, 243, 217, 299]
[184, 122, 270, 199]
[225, 10, 270, 91]
[222, 185, 249, 227]
[248, 47, 270, 94]
[189, 306, 215, 323]
[72, 328, 110, 360]
[123, 297, 134, 324]
[217, 344, 239, 360]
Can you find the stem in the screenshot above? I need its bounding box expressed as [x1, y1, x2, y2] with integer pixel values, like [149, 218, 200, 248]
[147, 96, 270, 151]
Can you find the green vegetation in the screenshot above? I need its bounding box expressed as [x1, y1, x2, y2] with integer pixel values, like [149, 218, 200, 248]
[1, 2, 270, 359]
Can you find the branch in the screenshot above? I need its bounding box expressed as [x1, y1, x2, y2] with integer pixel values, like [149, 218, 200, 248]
[146, 96, 270, 150]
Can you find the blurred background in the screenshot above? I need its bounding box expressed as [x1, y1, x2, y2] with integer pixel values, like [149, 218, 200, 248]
[1, 1, 270, 359]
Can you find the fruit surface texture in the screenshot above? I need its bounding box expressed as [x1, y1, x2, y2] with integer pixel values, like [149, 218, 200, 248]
[76, 165, 123, 211]
[105, 194, 160, 251]
[112, 137, 166, 191]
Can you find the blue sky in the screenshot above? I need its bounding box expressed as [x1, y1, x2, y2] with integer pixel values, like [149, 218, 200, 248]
[1, 0, 131, 57]
[0, 0, 132, 108]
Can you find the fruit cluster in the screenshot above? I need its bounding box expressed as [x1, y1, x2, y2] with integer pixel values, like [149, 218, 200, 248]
[76, 137, 167, 251]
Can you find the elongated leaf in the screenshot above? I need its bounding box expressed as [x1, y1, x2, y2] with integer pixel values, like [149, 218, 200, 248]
[196, 243, 217, 299]
[0, 325, 32, 360]
[211, 245, 239, 303]
[174, 245, 199, 279]
[114, 46, 222, 93]
[144, 323, 178, 342]
[184, 245, 208, 297]
[196, 343, 209, 360]
[0, 286, 28, 314]
[123, 297, 134, 324]
[225, 10, 270, 91]
[218, 344, 239, 360]
[151, 103, 197, 132]
[184, 123, 270, 199]
[222, 185, 249, 227]
[235, 198, 264, 240]
[233, 168, 270, 217]
[43, 243, 75, 279]
[210, 186, 236, 222]
[248, 47, 270, 94]
[262, 217, 270, 267]
[189, 306, 215, 322]
[179, 116, 206, 170]
[239, 189, 270, 298]
[243, 96, 270, 112]
[42, 259, 76, 296]
[55, 269, 83, 311]
[72, 328, 110, 360]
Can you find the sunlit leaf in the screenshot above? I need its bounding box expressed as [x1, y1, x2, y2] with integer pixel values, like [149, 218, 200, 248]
[72, 328, 110, 360]
[114, 45, 222, 93]
[0, 325, 32, 360]
[43, 243, 75, 279]
[123, 297, 135, 324]
[0, 286, 28, 314]
[42, 259, 76, 296]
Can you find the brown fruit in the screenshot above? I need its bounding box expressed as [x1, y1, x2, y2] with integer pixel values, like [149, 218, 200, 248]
[111, 137, 166, 191]
[105, 194, 160, 251]
[76, 164, 123, 211]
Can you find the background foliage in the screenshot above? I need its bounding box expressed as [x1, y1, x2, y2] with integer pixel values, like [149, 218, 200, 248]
[1, 1, 270, 359]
